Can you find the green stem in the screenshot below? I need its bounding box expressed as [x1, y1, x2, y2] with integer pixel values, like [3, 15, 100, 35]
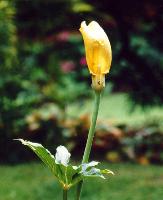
[63, 189, 67, 200]
[76, 90, 101, 200]
[82, 90, 101, 163]
[76, 181, 83, 200]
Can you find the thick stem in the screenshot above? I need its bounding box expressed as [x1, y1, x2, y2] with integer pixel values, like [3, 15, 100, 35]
[63, 189, 67, 200]
[76, 90, 101, 200]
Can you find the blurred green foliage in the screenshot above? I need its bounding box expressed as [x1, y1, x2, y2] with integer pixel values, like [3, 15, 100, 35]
[0, 0, 89, 163]
[0, 0, 17, 68]
[1, 0, 163, 163]
[0, 0, 20, 162]
[14, 0, 163, 105]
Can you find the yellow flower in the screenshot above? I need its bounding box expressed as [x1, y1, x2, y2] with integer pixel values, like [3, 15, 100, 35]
[79, 21, 112, 75]
[79, 21, 112, 91]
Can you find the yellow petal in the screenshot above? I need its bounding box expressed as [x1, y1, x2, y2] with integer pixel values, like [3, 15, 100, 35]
[79, 21, 112, 75]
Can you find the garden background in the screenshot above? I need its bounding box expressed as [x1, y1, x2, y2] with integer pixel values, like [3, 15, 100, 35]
[1, 0, 163, 199]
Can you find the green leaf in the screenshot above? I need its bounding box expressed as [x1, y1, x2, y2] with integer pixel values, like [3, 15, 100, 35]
[15, 139, 82, 189]
[15, 139, 114, 190]
[15, 139, 57, 175]
[80, 162, 114, 179]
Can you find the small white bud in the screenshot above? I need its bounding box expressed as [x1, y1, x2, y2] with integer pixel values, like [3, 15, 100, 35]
[55, 145, 71, 166]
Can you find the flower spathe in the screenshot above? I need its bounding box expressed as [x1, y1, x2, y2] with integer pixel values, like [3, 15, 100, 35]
[79, 21, 112, 75]
[80, 21, 112, 90]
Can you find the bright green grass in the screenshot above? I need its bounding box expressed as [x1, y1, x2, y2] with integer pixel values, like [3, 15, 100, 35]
[67, 93, 163, 128]
[1, 162, 163, 200]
